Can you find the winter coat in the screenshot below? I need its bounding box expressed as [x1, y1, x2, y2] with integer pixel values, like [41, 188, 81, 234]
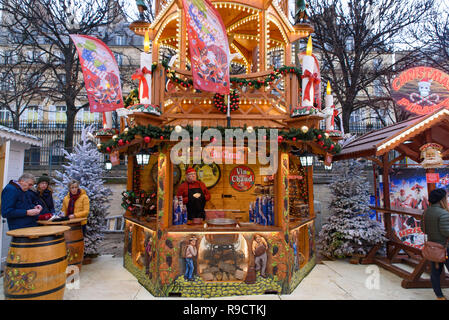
[1, 180, 38, 230]
[61, 188, 90, 226]
[27, 189, 55, 215]
[423, 203, 449, 246]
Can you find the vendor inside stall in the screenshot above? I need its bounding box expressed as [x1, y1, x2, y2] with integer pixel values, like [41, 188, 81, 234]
[176, 167, 211, 225]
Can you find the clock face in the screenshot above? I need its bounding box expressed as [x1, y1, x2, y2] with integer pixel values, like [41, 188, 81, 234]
[192, 163, 221, 189]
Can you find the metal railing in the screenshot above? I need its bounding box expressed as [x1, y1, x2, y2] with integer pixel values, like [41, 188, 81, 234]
[0, 120, 103, 147]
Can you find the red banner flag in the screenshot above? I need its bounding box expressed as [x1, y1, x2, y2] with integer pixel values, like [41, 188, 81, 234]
[70, 34, 124, 112]
[181, 0, 230, 94]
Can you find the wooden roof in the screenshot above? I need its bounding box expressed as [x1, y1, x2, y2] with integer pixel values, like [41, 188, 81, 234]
[334, 107, 449, 162]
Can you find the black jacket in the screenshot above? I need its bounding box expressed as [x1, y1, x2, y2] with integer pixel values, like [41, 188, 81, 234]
[27, 189, 55, 215]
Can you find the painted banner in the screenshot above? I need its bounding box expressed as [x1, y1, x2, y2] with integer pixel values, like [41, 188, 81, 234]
[391, 67, 449, 115]
[181, 0, 230, 94]
[70, 34, 124, 112]
[378, 167, 449, 249]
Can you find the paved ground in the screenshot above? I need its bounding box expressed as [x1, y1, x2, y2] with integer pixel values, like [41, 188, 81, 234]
[1, 233, 447, 300]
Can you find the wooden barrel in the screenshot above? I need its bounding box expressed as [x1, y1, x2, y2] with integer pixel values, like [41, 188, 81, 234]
[64, 223, 84, 271]
[38, 218, 86, 274]
[4, 226, 70, 300]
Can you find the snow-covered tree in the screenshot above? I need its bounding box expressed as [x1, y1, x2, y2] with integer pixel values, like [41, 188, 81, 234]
[54, 125, 112, 256]
[318, 159, 386, 259]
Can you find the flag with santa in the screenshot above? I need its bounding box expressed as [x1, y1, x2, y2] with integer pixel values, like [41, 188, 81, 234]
[181, 0, 230, 94]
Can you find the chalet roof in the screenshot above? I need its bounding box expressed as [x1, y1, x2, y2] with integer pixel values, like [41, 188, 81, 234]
[0, 125, 42, 147]
[334, 107, 449, 161]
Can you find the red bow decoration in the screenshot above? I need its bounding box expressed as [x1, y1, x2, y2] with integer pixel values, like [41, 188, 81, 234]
[301, 70, 321, 102]
[132, 67, 152, 100]
[331, 105, 339, 127]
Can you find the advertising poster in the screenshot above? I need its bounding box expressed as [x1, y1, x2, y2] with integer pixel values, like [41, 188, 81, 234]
[379, 167, 449, 248]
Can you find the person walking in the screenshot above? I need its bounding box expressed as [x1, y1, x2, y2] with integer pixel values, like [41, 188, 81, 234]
[28, 174, 55, 221]
[61, 180, 90, 234]
[1, 173, 42, 230]
[423, 188, 449, 300]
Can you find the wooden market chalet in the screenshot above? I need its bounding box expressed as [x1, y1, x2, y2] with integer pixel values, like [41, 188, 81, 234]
[96, 0, 342, 297]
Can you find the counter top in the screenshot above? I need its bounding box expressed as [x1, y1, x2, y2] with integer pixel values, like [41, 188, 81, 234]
[124, 215, 315, 233]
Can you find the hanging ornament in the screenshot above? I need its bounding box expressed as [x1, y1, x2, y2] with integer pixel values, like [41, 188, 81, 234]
[301, 126, 309, 133]
[419, 143, 444, 169]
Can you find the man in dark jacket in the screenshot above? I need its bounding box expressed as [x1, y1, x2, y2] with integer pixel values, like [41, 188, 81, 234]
[1, 173, 42, 230]
[423, 188, 449, 300]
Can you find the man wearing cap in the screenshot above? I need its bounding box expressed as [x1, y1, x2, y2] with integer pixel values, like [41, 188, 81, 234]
[422, 188, 449, 300]
[176, 167, 211, 225]
[410, 184, 428, 210]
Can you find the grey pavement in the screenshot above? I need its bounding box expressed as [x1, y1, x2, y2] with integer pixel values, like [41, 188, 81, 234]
[1, 255, 445, 300]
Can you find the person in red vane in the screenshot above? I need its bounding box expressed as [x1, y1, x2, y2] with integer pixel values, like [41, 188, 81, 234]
[409, 184, 428, 210]
[176, 167, 211, 225]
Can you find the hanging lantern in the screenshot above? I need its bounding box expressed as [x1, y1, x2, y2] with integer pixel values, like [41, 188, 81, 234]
[136, 149, 151, 166]
[299, 150, 314, 167]
[419, 143, 444, 169]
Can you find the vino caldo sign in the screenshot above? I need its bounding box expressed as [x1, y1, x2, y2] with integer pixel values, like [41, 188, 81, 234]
[391, 67, 449, 115]
[229, 165, 255, 192]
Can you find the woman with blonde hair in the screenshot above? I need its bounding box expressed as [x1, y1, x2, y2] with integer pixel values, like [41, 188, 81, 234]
[62, 180, 90, 234]
[423, 188, 449, 300]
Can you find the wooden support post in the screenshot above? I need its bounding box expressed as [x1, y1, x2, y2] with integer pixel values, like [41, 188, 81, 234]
[179, 9, 187, 70]
[306, 165, 314, 219]
[258, 11, 267, 72]
[382, 154, 392, 239]
[156, 146, 173, 229]
[275, 150, 289, 232]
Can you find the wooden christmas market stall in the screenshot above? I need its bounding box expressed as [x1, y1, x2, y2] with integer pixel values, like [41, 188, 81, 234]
[334, 106, 449, 289]
[97, 0, 342, 297]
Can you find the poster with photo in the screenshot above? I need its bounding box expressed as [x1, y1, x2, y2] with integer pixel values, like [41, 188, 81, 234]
[378, 167, 449, 249]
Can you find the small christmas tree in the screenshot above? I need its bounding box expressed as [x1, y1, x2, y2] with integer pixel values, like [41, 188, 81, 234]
[318, 159, 386, 259]
[54, 125, 112, 256]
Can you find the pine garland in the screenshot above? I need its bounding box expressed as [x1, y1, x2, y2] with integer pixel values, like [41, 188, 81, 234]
[213, 90, 239, 113]
[97, 123, 342, 154]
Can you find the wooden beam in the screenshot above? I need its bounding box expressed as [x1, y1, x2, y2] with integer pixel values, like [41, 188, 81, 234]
[395, 144, 420, 162]
[389, 153, 405, 167]
[366, 156, 383, 168]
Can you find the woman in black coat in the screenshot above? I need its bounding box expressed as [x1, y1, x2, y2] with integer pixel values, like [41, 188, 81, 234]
[28, 174, 55, 220]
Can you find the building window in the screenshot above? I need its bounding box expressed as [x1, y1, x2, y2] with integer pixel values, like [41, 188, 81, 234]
[114, 53, 123, 66]
[27, 105, 39, 123]
[0, 107, 11, 123]
[55, 105, 67, 126]
[115, 35, 125, 46]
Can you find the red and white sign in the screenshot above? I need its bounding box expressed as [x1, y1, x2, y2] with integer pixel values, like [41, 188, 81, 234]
[391, 67, 449, 115]
[426, 172, 440, 184]
[229, 165, 255, 192]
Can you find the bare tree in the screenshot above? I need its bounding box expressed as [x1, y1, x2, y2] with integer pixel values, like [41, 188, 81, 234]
[0, 50, 47, 129]
[306, 0, 435, 132]
[0, 0, 126, 150]
[414, 4, 449, 73]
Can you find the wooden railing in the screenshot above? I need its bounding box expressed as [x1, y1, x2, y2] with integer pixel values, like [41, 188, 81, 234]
[151, 65, 301, 119]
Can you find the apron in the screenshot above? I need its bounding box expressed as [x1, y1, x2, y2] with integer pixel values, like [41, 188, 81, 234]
[187, 182, 206, 220]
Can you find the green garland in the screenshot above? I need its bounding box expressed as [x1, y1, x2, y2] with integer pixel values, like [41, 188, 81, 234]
[159, 60, 302, 92]
[213, 90, 239, 113]
[98, 124, 341, 154]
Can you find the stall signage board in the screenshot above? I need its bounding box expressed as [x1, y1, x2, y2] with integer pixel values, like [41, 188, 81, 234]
[391, 67, 449, 115]
[229, 165, 255, 192]
[426, 172, 440, 184]
[110, 151, 120, 166]
[202, 147, 247, 163]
